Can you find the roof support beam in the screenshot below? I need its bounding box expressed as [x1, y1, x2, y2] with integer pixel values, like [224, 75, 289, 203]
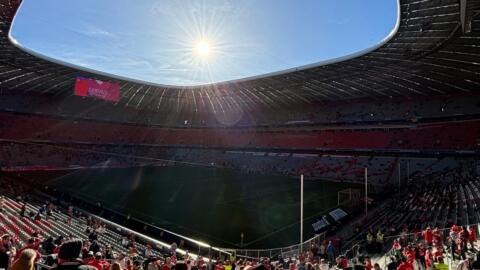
[460, 0, 467, 33]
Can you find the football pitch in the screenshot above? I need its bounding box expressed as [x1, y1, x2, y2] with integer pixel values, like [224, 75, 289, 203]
[51, 166, 360, 248]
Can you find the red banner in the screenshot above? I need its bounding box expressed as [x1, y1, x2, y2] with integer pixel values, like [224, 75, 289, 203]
[74, 77, 120, 102]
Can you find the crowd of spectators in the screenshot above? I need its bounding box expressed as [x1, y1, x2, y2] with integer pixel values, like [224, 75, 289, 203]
[1, 92, 479, 128]
[1, 141, 475, 187]
[0, 167, 478, 270]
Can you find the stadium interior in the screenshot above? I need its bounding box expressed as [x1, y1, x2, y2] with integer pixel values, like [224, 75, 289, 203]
[0, 0, 480, 270]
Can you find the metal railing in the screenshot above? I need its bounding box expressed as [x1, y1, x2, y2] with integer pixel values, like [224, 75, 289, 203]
[218, 232, 327, 259]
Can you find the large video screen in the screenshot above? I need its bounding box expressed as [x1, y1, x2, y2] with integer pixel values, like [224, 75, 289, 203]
[74, 77, 120, 102]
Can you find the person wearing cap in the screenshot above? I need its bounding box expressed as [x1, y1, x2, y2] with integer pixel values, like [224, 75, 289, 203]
[87, 252, 110, 270]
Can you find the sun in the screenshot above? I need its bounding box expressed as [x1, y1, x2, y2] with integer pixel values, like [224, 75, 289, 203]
[195, 41, 211, 57]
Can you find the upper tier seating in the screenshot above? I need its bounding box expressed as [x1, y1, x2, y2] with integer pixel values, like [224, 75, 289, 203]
[1, 112, 479, 151]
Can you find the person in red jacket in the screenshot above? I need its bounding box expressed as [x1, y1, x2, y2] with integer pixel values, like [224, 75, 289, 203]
[364, 257, 373, 270]
[468, 226, 477, 250]
[215, 261, 225, 270]
[161, 257, 172, 270]
[423, 227, 433, 246]
[432, 227, 442, 244]
[403, 246, 416, 264]
[396, 258, 414, 270]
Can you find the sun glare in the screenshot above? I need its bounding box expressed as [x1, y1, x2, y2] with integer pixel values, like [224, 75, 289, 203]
[195, 41, 211, 57]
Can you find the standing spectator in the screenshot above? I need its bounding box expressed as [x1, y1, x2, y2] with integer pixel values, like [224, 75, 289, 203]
[318, 259, 329, 270]
[111, 262, 123, 270]
[162, 257, 172, 270]
[15, 237, 42, 262]
[0, 234, 13, 269]
[87, 252, 110, 270]
[364, 257, 372, 270]
[376, 230, 384, 253]
[0, 196, 4, 213]
[318, 242, 326, 259]
[19, 203, 27, 217]
[425, 247, 434, 270]
[326, 241, 335, 263]
[10, 248, 36, 270]
[472, 253, 480, 270]
[456, 256, 473, 270]
[42, 237, 57, 254]
[144, 244, 154, 259]
[468, 226, 477, 250]
[423, 227, 433, 246]
[336, 256, 349, 269]
[215, 261, 225, 270]
[386, 257, 398, 270]
[133, 260, 144, 270]
[54, 238, 88, 270]
[104, 245, 114, 260]
[396, 258, 413, 270]
[366, 232, 374, 253]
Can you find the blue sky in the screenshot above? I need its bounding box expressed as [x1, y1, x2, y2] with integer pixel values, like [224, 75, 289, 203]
[11, 0, 397, 86]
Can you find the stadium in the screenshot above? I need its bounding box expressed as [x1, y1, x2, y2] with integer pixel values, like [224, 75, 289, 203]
[0, 0, 480, 270]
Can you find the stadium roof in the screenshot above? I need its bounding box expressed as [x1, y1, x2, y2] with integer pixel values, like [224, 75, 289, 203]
[0, 0, 479, 115]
